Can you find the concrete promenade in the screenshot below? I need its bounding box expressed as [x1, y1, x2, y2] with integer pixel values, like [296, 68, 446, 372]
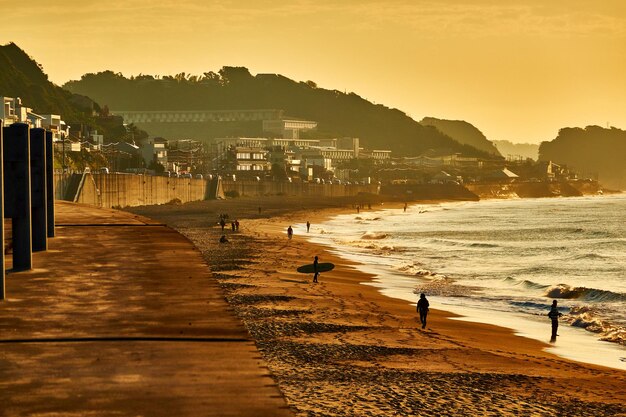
[0, 201, 293, 416]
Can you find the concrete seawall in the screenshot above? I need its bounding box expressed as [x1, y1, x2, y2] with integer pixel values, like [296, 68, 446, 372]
[55, 173, 381, 209]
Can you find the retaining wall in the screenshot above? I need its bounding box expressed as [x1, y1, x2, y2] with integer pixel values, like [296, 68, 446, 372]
[55, 173, 209, 208]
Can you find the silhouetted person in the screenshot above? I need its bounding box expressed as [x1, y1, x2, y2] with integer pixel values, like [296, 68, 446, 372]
[417, 293, 429, 329]
[287, 225, 293, 239]
[219, 235, 228, 243]
[220, 218, 226, 232]
[231, 221, 236, 231]
[404, 203, 407, 212]
[548, 300, 563, 339]
[306, 221, 311, 233]
[235, 220, 240, 231]
[313, 256, 319, 283]
[356, 205, 360, 213]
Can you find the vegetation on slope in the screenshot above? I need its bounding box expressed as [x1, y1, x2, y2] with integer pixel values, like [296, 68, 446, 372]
[420, 117, 501, 156]
[64, 67, 499, 158]
[539, 126, 626, 190]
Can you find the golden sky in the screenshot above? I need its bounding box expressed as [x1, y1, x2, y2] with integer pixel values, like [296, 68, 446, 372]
[3, 0, 626, 143]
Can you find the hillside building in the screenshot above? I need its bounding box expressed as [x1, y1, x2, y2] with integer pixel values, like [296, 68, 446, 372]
[262, 118, 318, 139]
[212, 136, 390, 178]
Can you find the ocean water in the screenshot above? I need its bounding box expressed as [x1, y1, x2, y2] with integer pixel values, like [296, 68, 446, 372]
[296, 194, 626, 370]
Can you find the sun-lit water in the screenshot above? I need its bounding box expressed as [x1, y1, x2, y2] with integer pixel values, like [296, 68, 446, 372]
[297, 194, 626, 370]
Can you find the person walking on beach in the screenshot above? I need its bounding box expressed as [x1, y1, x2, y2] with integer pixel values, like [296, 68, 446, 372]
[287, 225, 293, 239]
[417, 293, 429, 329]
[313, 255, 319, 283]
[548, 300, 563, 339]
[306, 221, 311, 233]
[220, 217, 226, 232]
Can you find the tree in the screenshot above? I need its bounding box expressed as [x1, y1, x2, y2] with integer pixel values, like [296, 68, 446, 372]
[271, 162, 288, 180]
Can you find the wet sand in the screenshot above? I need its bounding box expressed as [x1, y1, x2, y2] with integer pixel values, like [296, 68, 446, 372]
[130, 196, 626, 416]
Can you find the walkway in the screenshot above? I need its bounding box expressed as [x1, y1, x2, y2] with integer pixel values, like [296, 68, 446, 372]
[0, 201, 293, 416]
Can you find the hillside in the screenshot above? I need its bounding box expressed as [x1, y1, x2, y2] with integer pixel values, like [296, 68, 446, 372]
[0, 43, 96, 122]
[0, 43, 139, 141]
[420, 117, 501, 156]
[493, 140, 539, 160]
[64, 68, 499, 158]
[539, 126, 626, 190]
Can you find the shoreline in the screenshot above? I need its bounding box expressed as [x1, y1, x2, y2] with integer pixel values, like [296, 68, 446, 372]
[300, 198, 626, 371]
[128, 196, 626, 416]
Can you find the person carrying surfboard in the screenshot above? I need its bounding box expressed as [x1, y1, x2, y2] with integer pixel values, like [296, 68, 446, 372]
[297, 259, 334, 282]
[313, 256, 319, 283]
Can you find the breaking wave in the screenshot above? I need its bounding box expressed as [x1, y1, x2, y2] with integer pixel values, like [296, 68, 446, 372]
[545, 284, 626, 303]
[567, 306, 626, 346]
[361, 232, 389, 240]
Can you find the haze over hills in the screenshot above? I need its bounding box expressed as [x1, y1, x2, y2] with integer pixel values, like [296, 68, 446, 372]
[492, 140, 539, 161]
[419, 117, 501, 156]
[539, 126, 626, 190]
[63, 68, 500, 159]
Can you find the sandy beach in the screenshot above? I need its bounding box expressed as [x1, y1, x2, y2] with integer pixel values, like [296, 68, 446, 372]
[129, 196, 626, 416]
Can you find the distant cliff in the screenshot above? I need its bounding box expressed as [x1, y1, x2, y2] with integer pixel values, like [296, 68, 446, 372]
[420, 117, 501, 156]
[492, 140, 539, 160]
[539, 126, 626, 190]
[64, 68, 499, 159]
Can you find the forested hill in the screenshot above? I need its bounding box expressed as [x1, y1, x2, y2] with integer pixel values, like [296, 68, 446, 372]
[492, 140, 539, 161]
[64, 67, 498, 158]
[420, 117, 501, 156]
[0, 43, 94, 122]
[539, 126, 626, 190]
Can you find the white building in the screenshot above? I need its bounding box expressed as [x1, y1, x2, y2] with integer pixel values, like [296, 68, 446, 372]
[41, 114, 70, 141]
[1, 96, 19, 125]
[0, 96, 44, 127]
[263, 118, 318, 139]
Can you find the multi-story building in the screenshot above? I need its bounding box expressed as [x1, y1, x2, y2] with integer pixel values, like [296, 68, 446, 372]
[263, 118, 318, 139]
[1, 97, 71, 140]
[213, 136, 391, 177]
[1, 96, 44, 127]
[41, 114, 70, 141]
[1, 96, 19, 125]
[141, 137, 169, 169]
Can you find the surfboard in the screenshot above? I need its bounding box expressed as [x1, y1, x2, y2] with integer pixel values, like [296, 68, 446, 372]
[297, 262, 335, 274]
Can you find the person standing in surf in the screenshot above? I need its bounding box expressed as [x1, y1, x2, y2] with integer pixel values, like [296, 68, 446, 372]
[417, 293, 429, 329]
[548, 300, 563, 339]
[287, 225, 293, 239]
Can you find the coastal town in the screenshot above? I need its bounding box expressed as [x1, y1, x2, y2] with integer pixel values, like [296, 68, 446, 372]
[1, 94, 607, 211]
